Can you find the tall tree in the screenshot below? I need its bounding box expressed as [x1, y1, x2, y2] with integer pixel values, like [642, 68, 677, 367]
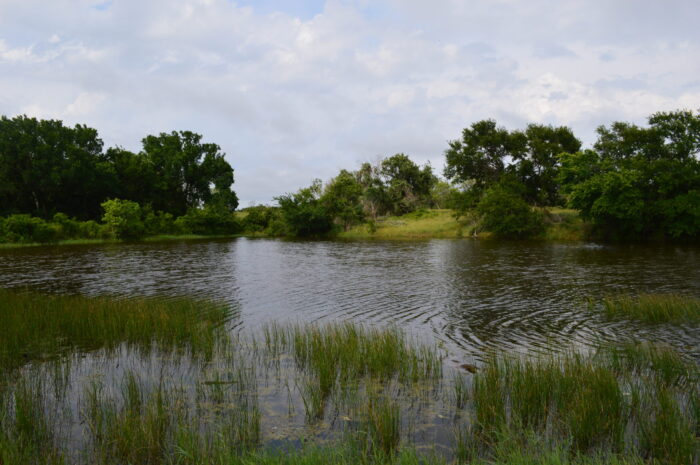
[0, 115, 114, 219]
[379, 153, 437, 214]
[559, 110, 700, 239]
[140, 131, 238, 215]
[322, 169, 364, 230]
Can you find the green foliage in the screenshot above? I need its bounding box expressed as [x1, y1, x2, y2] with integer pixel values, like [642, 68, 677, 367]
[174, 206, 242, 235]
[379, 153, 437, 215]
[101, 199, 145, 240]
[322, 169, 365, 230]
[0, 214, 59, 244]
[0, 115, 113, 220]
[444, 120, 579, 206]
[0, 115, 239, 222]
[477, 182, 544, 238]
[559, 110, 700, 240]
[140, 131, 238, 215]
[276, 180, 333, 237]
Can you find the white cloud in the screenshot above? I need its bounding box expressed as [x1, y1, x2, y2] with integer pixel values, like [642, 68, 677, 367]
[0, 0, 698, 203]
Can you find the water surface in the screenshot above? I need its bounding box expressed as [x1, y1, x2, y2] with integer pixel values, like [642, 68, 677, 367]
[2, 238, 699, 360]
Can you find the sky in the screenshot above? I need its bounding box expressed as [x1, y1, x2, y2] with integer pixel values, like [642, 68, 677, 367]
[0, 0, 699, 205]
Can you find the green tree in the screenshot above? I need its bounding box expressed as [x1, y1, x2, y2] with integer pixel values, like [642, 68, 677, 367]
[477, 181, 544, 238]
[559, 110, 700, 240]
[275, 180, 333, 237]
[0, 115, 115, 219]
[444, 120, 525, 193]
[322, 170, 364, 230]
[379, 153, 437, 214]
[516, 124, 581, 205]
[101, 199, 145, 240]
[140, 131, 238, 215]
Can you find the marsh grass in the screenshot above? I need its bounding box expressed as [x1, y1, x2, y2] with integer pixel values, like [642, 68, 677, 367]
[0, 292, 698, 464]
[468, 347, 699, 464]
[0, 289, 231, 369]
[600, 293, 700, 324]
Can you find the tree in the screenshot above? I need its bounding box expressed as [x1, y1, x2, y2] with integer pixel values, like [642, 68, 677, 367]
[477, 180, 544, 238]
[444, 119, 579, 206]
[444, 120, 525, 193]
[275, 180, 333, 237]
[0, 115, 116, 219]
[140, 131, 238, 215]
[516, 124, 581, 205]
[379, 153, 437, 215]
[322, 170, 364, 230]
[559, 110, 700, 240]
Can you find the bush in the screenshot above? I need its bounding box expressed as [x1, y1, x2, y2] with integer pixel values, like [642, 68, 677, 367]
[142, 207, 176, 235]
[175, 206, 242, 235]
[242, 205, 278, 233]
[0, 214, 59, 243]
[477, 183, 544, 238]
[101, 199, 145, 240]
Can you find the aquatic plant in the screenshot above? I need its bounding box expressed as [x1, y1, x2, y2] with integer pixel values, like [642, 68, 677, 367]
[0, 289, 231, 370]
[600, 293, 700, 324]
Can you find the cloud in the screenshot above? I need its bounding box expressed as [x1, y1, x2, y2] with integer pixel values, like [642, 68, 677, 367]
[0, 0, 698, 203]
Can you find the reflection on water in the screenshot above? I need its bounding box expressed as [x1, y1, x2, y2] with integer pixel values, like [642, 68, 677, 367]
[1, 238, 699, 359]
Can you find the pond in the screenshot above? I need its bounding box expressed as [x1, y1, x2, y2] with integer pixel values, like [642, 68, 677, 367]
[2, 237, 699, 360]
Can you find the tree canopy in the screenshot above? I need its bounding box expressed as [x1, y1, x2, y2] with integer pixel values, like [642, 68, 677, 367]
[0, 116, 238, 220]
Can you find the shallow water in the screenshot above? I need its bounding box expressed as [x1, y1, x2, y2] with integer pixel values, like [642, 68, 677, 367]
[2, 237, 700, 461]
[2, 238, 699, 361]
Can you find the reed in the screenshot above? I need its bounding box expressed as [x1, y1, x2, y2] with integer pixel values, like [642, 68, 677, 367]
[0, 289, 231, 369]
[600, 293, 700, 324]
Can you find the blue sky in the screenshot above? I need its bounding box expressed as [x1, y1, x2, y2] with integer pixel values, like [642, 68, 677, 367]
[1, 0, 698, 204]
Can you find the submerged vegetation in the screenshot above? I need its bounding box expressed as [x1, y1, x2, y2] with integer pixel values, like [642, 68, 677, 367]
[597, 294, 700, 324]
[0, 292, 697, 464]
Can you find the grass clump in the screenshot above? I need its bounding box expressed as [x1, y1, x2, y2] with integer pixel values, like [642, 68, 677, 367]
[600, 293, 700, 324]
[0, 289, 231, 370]
[466, 347, 698, 464]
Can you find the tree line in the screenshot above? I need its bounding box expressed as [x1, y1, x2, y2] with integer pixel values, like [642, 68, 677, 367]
[1, 109, 699, 243]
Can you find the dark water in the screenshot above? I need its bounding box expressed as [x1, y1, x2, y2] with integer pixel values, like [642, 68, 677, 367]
[1, 238, 699, 360]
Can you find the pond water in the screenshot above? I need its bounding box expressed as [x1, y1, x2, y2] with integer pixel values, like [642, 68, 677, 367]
[2, 237, 699, 361]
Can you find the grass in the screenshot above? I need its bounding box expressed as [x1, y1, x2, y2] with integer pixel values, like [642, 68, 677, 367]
[599, 293, 700, 324]
[0, 234, 243, 249]
[542, 208, 589, 241]
[0, 289, 231, 370]
[464, 348, 699, 464]
[339, 209, 477, 239]
[0, 292, 698, 464]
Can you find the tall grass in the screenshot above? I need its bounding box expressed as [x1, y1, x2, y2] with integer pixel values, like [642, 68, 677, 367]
[0, 292, 697, 464]
[600, 293, 700, 324]
[0, 289, 231, 369]
[467, 347, 699, 464]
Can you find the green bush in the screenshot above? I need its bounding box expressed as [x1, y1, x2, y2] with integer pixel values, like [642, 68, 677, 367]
[477, 183, 544, 238]
[242, 205, 278, 233]
[175, 206, 242, 235]
[0, 214, 59, 243]
[101, 199, 145, 240]
[142, 207, 176, 235]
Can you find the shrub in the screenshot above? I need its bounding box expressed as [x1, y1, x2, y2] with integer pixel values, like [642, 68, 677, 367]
[477, 183, 544, 238]
[101, 199, 145, 240]
[0, 214, 59, 243]
[175, 206, 242, 235]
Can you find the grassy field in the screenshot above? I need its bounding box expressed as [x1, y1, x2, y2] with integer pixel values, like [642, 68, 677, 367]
[338, 208, 589, 241]
[338, 209, 483, 240]
[0, 291, 698, 464]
